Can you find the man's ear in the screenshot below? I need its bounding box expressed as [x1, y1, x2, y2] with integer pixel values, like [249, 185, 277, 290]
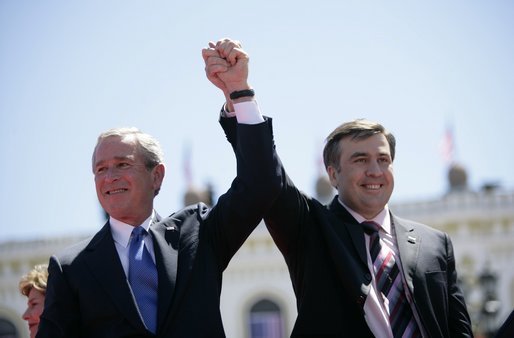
[152, 163, 166, 189]
[326, 166, 338, 188]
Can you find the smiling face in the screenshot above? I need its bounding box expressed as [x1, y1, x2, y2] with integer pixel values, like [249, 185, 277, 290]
[22, 288, 45, 338]
[327, 133, 394, 219]
[93, 135, 164, 225]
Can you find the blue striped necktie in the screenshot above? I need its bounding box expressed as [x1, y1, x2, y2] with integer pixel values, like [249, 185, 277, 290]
[362, 221, 421, 338]
[129, 226, 158, 333]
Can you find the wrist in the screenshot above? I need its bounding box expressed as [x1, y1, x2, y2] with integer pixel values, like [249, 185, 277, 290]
[220, 103, 236, 118]
[225, 100, 235, 112]
[225, 82, 251, 94]
[232, 95, 255, 104]
[230, 88, 255, 101]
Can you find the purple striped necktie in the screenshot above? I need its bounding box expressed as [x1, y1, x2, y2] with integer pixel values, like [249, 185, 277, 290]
[362, 221, 421, 338]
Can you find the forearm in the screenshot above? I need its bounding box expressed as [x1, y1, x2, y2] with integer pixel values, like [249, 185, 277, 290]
[220, 104, 306, 258]
[211, 117, 282, 265]
[264, 170, 307, 258]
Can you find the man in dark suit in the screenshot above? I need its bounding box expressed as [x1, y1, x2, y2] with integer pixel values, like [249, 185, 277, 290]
[215, 43, 473, 337]
[36, 38, 281, 338]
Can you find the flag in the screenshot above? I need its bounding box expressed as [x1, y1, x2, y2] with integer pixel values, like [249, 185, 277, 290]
[440, 125, 454, 164]
[183, 142, 193, 187]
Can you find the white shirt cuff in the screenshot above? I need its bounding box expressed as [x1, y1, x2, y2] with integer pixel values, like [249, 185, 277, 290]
[234, 100, 265, 125]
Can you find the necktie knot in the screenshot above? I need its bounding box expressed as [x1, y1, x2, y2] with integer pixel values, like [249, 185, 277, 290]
[132, 226, 146, 239]
[361, 221, 380, 235]
[131, 227, 148, 261]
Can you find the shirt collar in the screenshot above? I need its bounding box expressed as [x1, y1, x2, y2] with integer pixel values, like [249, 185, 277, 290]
[338, 199, 391, 234]
[109, 211, 155, 248]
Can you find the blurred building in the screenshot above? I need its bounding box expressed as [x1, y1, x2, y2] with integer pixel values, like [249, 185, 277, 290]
[1, 164, 513, 337]
[0, 236, 88, 338]
[390, 163, 514, 336]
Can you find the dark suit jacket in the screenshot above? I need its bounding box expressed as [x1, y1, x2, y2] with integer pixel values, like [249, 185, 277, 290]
[495, 310, 514, 338]
[37, 118, 282, 338]
[220, 117, 473, 338]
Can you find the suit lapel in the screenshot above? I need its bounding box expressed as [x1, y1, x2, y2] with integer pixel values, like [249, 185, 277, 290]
[322, 197, 374, 304]
[392, 214, 420, 292]
[149, 215, 179, 331]
[328, 197, 368, 267]
[83, 222, 145, 331]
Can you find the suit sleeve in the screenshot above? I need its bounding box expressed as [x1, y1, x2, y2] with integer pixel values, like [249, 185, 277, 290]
[36, 256, 80, 338]
[219, 116, 308, 268]
[445, 234, 474, 337]
[207, 116, 282, 269]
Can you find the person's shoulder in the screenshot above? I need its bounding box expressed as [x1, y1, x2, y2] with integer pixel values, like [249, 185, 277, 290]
[50, 236, 94, 264]
[169, 202, 210, 220]
[393, 214, 446, 237]
[160, 203, 211, 231]
[157, 203, 210, 241]
[52, 224, 110, 262]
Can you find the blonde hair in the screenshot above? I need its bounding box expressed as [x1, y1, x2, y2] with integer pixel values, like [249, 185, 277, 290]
[19, 264, 48, 296]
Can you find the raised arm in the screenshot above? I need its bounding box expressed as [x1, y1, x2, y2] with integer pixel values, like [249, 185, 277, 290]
[202, 38, 281, 267]
[205, 39, 312, 269]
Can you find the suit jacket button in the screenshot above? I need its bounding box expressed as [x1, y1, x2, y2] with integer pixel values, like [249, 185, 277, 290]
[356, 295, 366, 307]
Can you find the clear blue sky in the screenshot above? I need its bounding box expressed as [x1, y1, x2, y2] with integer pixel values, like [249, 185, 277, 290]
[1, 1, 513, 241]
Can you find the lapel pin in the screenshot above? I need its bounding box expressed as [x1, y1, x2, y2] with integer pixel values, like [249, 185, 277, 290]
[407, 236, 417, 244]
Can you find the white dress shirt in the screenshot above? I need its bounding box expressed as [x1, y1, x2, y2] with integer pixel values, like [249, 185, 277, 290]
[340, 200, 424, 338]
[109, 211, 156, 277]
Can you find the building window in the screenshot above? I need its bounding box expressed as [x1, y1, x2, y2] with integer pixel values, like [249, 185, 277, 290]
[248, 299, 283, 338]
[0, 318, 18, 338]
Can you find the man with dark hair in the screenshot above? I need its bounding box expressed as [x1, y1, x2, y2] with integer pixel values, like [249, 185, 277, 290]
[210, 40, 473, 337]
